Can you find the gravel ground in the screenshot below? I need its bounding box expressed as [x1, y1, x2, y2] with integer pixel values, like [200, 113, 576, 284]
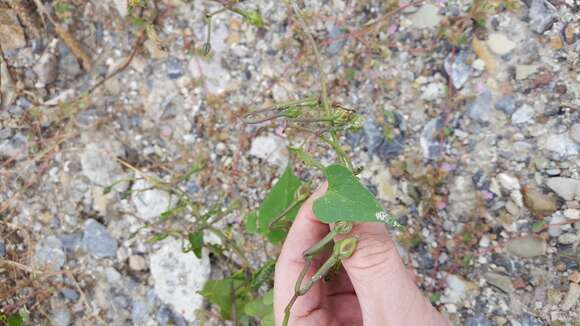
[1, 0, 579, 325]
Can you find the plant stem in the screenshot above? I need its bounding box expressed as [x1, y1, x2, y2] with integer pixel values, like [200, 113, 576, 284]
[205, 225, 251, 269]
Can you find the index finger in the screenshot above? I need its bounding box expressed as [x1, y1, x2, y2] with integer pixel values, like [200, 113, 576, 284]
[273, 183, 329, 325]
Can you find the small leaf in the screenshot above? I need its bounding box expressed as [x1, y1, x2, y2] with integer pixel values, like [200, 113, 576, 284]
[102, 186, 113, 195]
[187, 231, 204, 259]
[290, 147, 324, 170]
[251, 260, 276, 290]
[199, 276, 246, 320]
[245, 211, 259, 234]
[241, 9, 265, 27]
[7, 314, 23, 326]
[313, 164, 383, 223]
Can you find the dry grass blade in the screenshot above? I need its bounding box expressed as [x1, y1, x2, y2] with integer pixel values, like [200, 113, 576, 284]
[9, 0, 42, 39]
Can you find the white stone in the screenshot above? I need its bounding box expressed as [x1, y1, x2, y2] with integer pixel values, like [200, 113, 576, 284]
[498, 173, 520, 191]
[543, 134, 579, 156]
[249, 134, 289, 169]
[570, 123, 580, 143]
[515, 65, 539, 80]
[112, 0, 128, 17]
[546, 177, 580, 201]
[511, 105, 535, 124]
[562, 283, 580, 311]
[409, 4, 442, 29]
[441, 274, 475, 305]
[80, 142, 128, 188]
[472, 59, 485, 71]
[479, 235, 491, 248]
[563, 209, 579, 220]
[421, 82, 446, 101]
[150, 238, 210, 322]
[487, 34, 516, 55]
[131, 178, 176, 222]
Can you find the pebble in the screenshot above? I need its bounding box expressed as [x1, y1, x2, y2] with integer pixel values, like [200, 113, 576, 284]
[444, 51, 472, 89]
[523, 188, 557, 217]
[249, 134, 289, 169]
[82, 219, 118, 258]
[563, 209, 579, 220]
[495, 96, 518, 115]
[0, 132, 29, 160]
[132, 179, 176, 222]
[33, 46, 58, 87]
[484, 272, 515, 293]
[80, 143, 127, 188]
[0, 240, 5, 257]
[420, 82, 446, 101]
[543, 134, 579, 156]
[515, 65, 539, 80]
[129, 255, 147, 271]
[528, 0, 556, 34]
[469, 90, 492, 122]
[420, 116, 445, 159]
[465, 315, 492, 326]
[113, 0, 128, 17]
[546, 177, 580, 201]
[511, 105, 535, 124]
[570, 123, 580, 143]
[441, 274, 476, 304]
[491, 253, 517, 274]
[131, 299, 151, 322]
[34, 236, 66, 271]
[59, 233, 82, 256]
[105, 267, 122, 283]
[166, 57, 184, 80]
[558, 233, 579, 245]
[548, 214, 570, 237]
[150, 238, 210, 322]
[362, 120, 404, 161]
[51, 308, 71, 326]
[498, 173, 520, 191]
[409, 4, 442, 29]
[562, 283, 580, 311]
[506, 237, 546, 258]
[327, 26, 346, 56]
[60, 288, 80, 302]
[0, 9, 26, 50]
[487, 33, 516, 55]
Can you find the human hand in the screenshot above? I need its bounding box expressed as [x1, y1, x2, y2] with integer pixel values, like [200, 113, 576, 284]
[274, 183, 450, 326]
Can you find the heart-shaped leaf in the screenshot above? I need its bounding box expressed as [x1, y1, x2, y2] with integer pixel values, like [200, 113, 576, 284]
[313, 164, 383, 223]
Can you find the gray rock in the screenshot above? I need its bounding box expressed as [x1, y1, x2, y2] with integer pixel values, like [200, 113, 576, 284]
[0, 9, 26, 50]
[0, 132, 29, 160]
[51, 308, 71, 326]
[409, 4, 442, 29]
[150, 238, 210, 322]
[132, 299, 151, 322]
[444, 51, 472, 89]
[506, 237, 546, 258]
[58, 233, 82, 256]
[487, 33, 516, 55]
[469, 90, 492, 122]
[33, 47, 58, 87]
[327, 26, 346, 56]
[465, 315, 492, 326]
[519, 313, 543, 326]
[362, 119, 404, 161]
[511, 105, 535, 124]
[558, 233, 579, 245]
[546, 177, 580, 201]
[420, 116, 445, 159]
[82, 219, 118, 258]
[105, 266, 122, 283]
[0, 240, 5, 257]
[132, 179, 176, 222]
[543, 133, 579, 156]
[571, 123, 580, 143]
[34, 236, 66, 271]
[484, 272, 514, 293]
[166, 57, 184, 80]
[562, 283, 580, 311]
[528, 0, 556, 34]
[59, 50, 82, 78]
[80, 142, 127, 188]
[421, 82, 445, 101]
[60, 288, 80, 302]
[495, 96, 518, 115]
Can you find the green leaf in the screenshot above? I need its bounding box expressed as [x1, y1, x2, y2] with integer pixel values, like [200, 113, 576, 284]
[261, 312, 275, 326]
[251, 260, 276, 290]
[313, 164, 383, 223]
[199, 276, 245, 320]
[257, 165, 302, 243]
[245, 211, 259, 234]
[187, 231, 204, 259]
[7, 314, 23, 326]
[290, 147, 324, 170]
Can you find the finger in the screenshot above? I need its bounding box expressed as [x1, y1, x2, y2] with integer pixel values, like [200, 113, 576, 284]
[326, 293, 363, 325]
[274, 183, 330, 325]
[324, 265, 355, 296]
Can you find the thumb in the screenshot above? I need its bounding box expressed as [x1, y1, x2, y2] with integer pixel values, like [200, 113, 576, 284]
[334, 223, 437, 325]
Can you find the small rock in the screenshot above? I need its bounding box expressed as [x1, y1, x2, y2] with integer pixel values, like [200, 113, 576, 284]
[569, 271, 580, 284]
[420, 82, 446, 101]
[558, 233, 579, 245]
[498, 173, 520, 191]
[487, 33, 516, 55]
[570, 124, 580, 143]
[546, 177, 580, 201]
[543, 134, 579, 156]
[150, 238, 210, 323]
[441, 274, 477, 304]
[33, 45, 58, 87]
[362, 119, 404, 161]
[519, 313, 543, 326]
[563, 22, 579, 44]
[82, 219, 117, 258]
[60, 288, 79, 302]
[0, 9, 26, 50]
[113, 0, 128, 17]
[495, 96, 518, 115]
[515, 65, 539, 80]
[409, 4, 442, 29]
[0, 240, 5, 257]
[523, 188, 558, 217]
[528, 0, 556, 34]
[132, 299, 151, 323]
[548, 214, 569, 237]
[563, 209, 579, 220]
[166, 58, 184, 80]
[484, 272, 514, 293]
[420, 116, 445, 159]
[132, 179, 176, 222]
[326, 26, 346, 56]
[444, 51, 472, 89]
[511, 105, 535, 124]
[249, 134, 289, 169]
[0, 132, 29, 160]
[469, 90, 492, 122]
[562, 283, 580, 311]
[51, 308, 71, 326]
[58, 233, 82, 256]
[465, 315, 492, 326]
[506, 237, 546, 258]
[129, 255, 147, 271]
[34, 236, 66, 271]
[491, 253, 517, 274]
[105, 267, 122, 283]
[80, 142, 127, 188]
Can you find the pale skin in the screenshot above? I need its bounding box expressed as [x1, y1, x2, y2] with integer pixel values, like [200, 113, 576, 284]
[274, 184, 451, 326]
